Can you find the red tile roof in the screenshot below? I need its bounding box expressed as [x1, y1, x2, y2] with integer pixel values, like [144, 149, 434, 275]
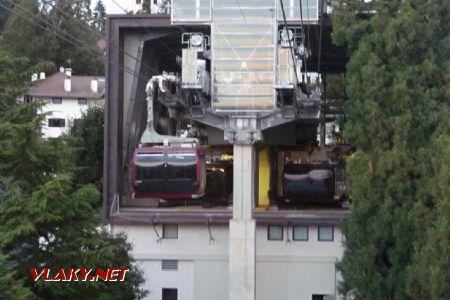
[26, 71, 105, 99]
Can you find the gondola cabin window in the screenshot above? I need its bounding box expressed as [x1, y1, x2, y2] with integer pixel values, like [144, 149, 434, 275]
[135, 152, 165, 180]
[167, 152, 197, 180]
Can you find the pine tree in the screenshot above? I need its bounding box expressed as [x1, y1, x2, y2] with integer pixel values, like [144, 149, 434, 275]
[68, 105, 104, 193]
[0, 52, 147, 299]
[1, 177, 147, 299]
[332, 1, 450, 299]
[2, 0, 103, 75]
[406, 135, 450, 298]
[0, 0, 16, 32]
[0, 252, 33, 300]
[1, 0, 42, 61]
[0, 50, 52, 116]
[142, 0, 151, 13]
[92, 0, 106, 33]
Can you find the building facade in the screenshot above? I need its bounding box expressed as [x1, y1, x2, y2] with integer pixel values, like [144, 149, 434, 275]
[105, 5, 349, 299]
[24, 68, 105, 138]
[112, 220, 345, 300]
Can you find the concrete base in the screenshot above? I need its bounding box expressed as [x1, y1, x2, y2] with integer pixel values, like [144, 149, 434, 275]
[229, 219, 256, 300]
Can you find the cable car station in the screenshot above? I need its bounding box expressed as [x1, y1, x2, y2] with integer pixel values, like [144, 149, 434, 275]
[104, 1, 350, 299]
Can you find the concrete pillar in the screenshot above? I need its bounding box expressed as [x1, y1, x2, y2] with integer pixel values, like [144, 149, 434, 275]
[229, 144, 256, 300]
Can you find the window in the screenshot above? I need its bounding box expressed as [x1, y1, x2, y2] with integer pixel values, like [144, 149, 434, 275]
[78, 98, 87, 105]
[293, 225, 308, 241]
[161, 260, 178, 270]
[267, 225, 283, 241]
[52, 97, 62, 104]
[136, 0, 141, 4]
[153, 0, 157, 4]
[135, 152, 165, 180]
[163, 224, 178, 239]
[318, 226, 334, 241]
[312, 295, 324, 300]
[167, 152, 197, 180]
[162, 288, 177, 300]
[48, 118, 65, 127]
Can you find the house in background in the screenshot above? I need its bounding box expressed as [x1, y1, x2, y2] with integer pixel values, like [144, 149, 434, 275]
[24, 68, 105, 138]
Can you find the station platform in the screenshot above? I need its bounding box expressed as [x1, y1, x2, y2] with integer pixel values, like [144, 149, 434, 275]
[109, 202, 350, 226]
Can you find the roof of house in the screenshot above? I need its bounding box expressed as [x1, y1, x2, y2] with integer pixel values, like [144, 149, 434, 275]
[26, 71, 105, 99]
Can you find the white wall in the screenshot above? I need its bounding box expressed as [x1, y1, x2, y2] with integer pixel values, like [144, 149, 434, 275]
[113, 224, 344, 300]
[257, 260, 337, 300]
[115, 224, 343, 259]
[117, 224, 230, 258]
[193, 260, 228, 300]
[138, 260, 194, 300]
[257, 226, 344, 257]
[39, 98, 103, 138]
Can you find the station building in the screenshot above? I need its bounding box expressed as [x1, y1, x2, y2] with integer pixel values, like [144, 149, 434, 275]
[104, 1, 349, 299]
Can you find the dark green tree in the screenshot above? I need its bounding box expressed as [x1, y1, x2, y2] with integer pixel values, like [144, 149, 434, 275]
[92, 0, 106, 33]
[141, 0, 151, 13]
[0, 49, 61, 189]
[68, 105, 104, 192]
[1, 177, 147, 299]
[0, 0, 17, 32]
[2, 0, 103, 75]
[406, 135, 450, 298]
[0, 252, 34, 300]
[1, 0, 41, 61]
[332, 1, 450, 299]
[0, 50, 52, 116]
[0, 52, 146, 299]
[44, 0, 103, 75]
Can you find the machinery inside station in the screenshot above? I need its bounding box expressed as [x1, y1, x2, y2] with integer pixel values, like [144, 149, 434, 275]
[109, 0, 350, 211]
[103, 4, 353, 299]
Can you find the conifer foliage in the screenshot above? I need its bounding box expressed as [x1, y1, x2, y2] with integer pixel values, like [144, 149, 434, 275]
[332, 1, 449, 299]
[0, 52, 147, 299]
[2, 0, 104, 75]
[69, 105, 104, 193]
[92, 0, 106, 33]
